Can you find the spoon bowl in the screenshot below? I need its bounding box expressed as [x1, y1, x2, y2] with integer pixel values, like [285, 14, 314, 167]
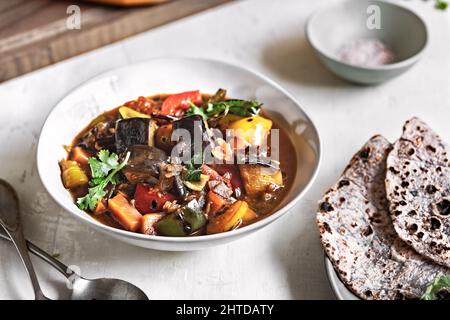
[0, 179, 148, 300]
[71, 277, 149, 300]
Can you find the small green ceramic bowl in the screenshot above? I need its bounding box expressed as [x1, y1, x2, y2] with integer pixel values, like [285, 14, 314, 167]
[306, 0, 427, 85]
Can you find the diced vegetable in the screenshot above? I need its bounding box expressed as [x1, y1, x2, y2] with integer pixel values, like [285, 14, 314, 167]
[207, 191, 226, 217]
[207, 201, 248, 234]
[155, 124, 173, 152]
[228, 116, 272, 146]
[172, 115, 207, 159]
[201, 165, 231, 188]
[174, 175, 187, 199]
[141, 213, 164, 235]
[156, 199, 207, 236]
[239, 164, 283, 196]
[119, 106, 150, 119]
[211, 164, 244, 195]
[161, 91, 202, 116]
[108, 193, 142, 232]
[242, 206, 257, 222]
[60, 160, 89, 189]
[71, 146, 91, 166]
[184, 174, 209, 191]
[134, 183, 175, 214]
[122, 145, 167, 184]
[94, 200, 107, 215]
[115, 118, 150, 153]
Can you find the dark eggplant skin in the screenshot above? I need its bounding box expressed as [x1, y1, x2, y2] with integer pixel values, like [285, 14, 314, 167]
[122, 145, 167, 185]
[116, 118, 150, 153]
[174, 175, 187, 199]
[172, 115, 210, 166]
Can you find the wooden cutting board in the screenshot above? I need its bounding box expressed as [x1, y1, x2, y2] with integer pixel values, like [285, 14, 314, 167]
[0, 0, 234, 83]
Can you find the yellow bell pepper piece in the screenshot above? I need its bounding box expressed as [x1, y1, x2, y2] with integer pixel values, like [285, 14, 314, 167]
[242, 206, 257, 223]
[227, 116, 272, 146]
[184, 174, 210, 191]
[118, 106, 150, 119]
[207, 200, 248, 234]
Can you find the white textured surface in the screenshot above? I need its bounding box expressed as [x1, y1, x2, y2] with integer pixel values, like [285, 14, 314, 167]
[0, 0, 449, 299]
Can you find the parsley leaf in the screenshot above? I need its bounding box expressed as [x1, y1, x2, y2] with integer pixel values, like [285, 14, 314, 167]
[88, 149, 120, 179]
[186, 99, 261, 120]
[421, 275, 450, 300]
[185, 103, 208, 120]
[185, 166, 202, 182]
[77, 151, 130, 211]
[183, 152, 203, 182]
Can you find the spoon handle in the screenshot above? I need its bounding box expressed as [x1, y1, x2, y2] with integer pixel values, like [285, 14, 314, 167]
[0, 227, 72, 279]
[0, 222, 48, 300]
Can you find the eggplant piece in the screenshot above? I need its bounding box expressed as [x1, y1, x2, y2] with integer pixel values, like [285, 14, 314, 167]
[115, 118, 158, 153]
[172, 115, 209, 164]
[122, 145, 168, 184]
[174, 175, 187, 199]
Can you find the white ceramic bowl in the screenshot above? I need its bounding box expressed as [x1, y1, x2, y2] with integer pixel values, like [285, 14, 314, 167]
[306, 0, 427, 84]
[37, 58, 321, 251]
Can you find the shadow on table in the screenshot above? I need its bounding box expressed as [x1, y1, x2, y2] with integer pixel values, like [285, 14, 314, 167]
[269, 204, 336, 300]
[261, 35, 349, 88]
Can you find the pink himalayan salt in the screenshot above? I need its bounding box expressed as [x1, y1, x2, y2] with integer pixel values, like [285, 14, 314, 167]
[339, 39, 395, 67]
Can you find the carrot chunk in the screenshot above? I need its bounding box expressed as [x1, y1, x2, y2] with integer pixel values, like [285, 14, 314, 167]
[207, 191, 226, 217]
[71, 146, 91, 166]
[108, 194, 142, 231]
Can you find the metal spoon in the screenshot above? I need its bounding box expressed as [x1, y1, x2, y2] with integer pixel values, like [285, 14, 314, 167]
[0, 180, 49, 300]
[0, 180, 148, 300]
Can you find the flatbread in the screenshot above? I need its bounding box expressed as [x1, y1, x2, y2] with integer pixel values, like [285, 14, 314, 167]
[385, 118, 450, 267]
[317, 135, 448, 299]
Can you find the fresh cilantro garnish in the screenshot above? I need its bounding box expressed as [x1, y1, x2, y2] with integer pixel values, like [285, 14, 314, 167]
[77, 151, 130, 211]
[88, 149, 120, 179]
[421, 275, 450, 300]
[186, 100, 261, 120]
[183, 152, 203, 182]
[185, 103, 208, 120]
[184, 165, 202, 182]
[436, 0, 448, 10]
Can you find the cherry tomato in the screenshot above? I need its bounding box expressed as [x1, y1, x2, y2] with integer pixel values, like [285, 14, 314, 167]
[134, 184, 176, 214]
[160, 91, 202, 116]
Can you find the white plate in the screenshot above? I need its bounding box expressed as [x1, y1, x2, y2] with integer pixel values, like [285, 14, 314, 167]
[37, 57, 321, 251]
[325, 256, 359, 300]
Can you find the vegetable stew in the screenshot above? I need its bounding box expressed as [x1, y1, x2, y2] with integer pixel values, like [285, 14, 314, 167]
[60, 89, 296, 236]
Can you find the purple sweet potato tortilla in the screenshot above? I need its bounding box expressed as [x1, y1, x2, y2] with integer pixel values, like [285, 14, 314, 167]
[317, 135, 448, 300]
[386, 117, 450, 267]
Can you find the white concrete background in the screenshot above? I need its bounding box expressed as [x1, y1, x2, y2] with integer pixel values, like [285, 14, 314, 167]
[0, 0, 449, 299]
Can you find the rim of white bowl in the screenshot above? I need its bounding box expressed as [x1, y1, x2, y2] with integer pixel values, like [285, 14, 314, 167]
[37, 57, 323, 244]
[305, 0, 428, 72]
